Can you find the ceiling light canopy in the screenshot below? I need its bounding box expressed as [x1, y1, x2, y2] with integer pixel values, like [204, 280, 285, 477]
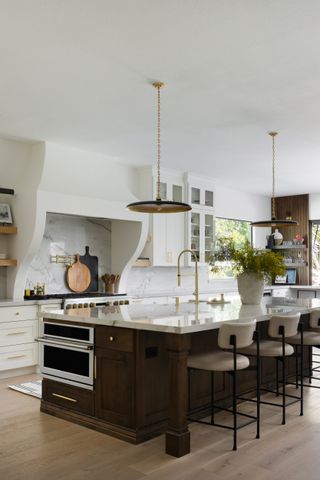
[251, 132, 298, 227]
[126, 82, 192, 214]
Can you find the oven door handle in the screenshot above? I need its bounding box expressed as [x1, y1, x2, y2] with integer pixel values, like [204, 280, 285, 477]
[35, 337, 93, 351]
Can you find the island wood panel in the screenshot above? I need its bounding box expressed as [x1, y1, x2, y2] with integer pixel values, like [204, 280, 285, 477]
[95, 346, 135, 427]
[274, 194, 310, 285]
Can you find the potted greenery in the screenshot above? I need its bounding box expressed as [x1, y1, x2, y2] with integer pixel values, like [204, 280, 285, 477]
[210, 238, 286, 304]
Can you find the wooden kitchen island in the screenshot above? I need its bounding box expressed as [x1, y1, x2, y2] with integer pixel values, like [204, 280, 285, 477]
[40, 297, 320, 457]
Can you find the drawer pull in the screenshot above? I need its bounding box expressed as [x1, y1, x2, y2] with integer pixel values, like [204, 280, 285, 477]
[7, 331, 26, 336]
[109, 336, 115, 342]
[7, 354, 26, 360]
[52, 393, 78, 403]
[14, 312, 20, 316]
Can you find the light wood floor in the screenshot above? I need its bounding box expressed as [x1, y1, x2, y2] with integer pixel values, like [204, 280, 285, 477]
[1, 374, 320, 480]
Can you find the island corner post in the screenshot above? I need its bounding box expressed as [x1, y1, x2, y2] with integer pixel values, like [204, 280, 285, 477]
[165, 332, 191, 457]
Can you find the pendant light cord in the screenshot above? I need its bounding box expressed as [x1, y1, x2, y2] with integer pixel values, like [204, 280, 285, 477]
[156, 84, 161, 201]
[270, 132, 278, 220]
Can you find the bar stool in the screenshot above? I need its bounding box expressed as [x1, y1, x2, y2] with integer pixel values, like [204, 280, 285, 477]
[239, 313, 303, 425]
[286, 309, 320, 388]
[187, 320, 259, 451]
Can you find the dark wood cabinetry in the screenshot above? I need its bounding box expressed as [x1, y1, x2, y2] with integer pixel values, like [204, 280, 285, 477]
[95, 346, 135, 427]
[42, 378, 94, 416]
[41, 318, 311, 447]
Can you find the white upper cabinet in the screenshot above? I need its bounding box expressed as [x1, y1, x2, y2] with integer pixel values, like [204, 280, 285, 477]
[136, 168, 186, 266]
[185, 173, 215, 266]
[135, 169, 215, 268]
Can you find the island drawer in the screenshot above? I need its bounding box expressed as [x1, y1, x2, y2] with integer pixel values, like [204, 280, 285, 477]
[95, 326, 134, 352]
[42, 379, 94, 415]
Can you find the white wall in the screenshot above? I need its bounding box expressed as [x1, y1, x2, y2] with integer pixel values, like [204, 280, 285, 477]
[309, 194, 320, 220]
[0, 138, 38, 297]
[214, 183, 271, 248]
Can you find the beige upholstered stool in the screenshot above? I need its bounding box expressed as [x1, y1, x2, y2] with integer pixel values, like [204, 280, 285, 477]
[286, 309, 320, 388]
[239, 313, 303, 425]
[187, 320, 259, 451]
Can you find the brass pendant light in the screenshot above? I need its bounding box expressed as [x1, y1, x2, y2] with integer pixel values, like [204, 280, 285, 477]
[251, 132, 298, 227]
[127, 82, 192, 213]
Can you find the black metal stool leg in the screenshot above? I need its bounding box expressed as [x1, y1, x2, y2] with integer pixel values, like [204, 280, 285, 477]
[309, 346, 312, 384]
[256, 332, 260, 439]
[300, 325, 304, 416]
[276, 358, 279, 396]
[295, 346, 299, 388]
[232, 370, 237, 451]
[231, 335, 238, 451]
[281, 327, 286, 425]
[211, 371, 214, 425]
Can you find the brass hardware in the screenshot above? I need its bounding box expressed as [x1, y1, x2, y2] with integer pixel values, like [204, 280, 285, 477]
[94, 355, 97, 380]
[177, 249, 199, 304]
[50, 254, 76, 265]
[7, 354, 26, 360]
[7, 331, 26, 335]
[109, 336, 115, 342]
[52, 393, 78, 403]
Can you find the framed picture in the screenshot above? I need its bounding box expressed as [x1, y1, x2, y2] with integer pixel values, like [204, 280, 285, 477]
[0, 204, 13, 224]
[274, 274, 287, 284]
[286, 268, 297, 285]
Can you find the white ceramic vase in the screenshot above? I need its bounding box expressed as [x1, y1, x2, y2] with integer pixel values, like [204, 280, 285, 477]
[237, 271, 265, 305]
[273, 228, 283, 246]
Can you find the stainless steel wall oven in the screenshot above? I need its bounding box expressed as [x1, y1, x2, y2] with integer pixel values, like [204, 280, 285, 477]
[37, 322, 94, 390]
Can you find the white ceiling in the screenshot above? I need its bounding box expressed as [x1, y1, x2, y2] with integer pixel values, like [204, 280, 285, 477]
[0, 0, 320, 196]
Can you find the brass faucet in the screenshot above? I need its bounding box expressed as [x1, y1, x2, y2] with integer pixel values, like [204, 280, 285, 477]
[177, 249, 199, 305]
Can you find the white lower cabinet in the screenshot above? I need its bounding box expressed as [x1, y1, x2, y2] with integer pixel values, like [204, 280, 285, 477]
[0, 342, 38, 371]
[0, 304, 39, 374]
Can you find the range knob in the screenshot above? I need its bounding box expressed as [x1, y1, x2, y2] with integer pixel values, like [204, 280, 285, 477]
[113, 301, 119, 306]
[72, 304, 77, 309]
[84, 303, 89, 308]
[124, 300, 129, 305]
[78, 303, 83, 308]
[89, 302, 96, 308]
[66, 304, 72, 310]
[119, 300, 124, 305]
[105, 301, 112, 306]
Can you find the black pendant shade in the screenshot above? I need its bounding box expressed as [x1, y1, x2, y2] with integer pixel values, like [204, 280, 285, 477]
[251, 218, 298, 227]
[127, 199, 191, 213]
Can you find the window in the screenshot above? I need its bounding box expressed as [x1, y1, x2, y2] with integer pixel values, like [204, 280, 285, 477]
[210, 217, 251, 278]
[312, 221, 320, 285]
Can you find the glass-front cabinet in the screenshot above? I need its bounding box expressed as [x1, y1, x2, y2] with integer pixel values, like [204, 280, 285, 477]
[185, 174, 215, 266]
[188, 209, 215, 265]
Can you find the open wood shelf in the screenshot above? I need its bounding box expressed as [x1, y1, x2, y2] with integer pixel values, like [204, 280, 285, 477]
[0, 259, 17, 267]
[0, 226, 17, 235]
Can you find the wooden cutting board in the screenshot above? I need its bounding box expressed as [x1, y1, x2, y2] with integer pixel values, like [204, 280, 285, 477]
[80, 246, 99, 292]
[66, 254, 91, 293]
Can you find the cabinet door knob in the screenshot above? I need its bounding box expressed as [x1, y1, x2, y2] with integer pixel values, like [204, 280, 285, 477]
[15, 312, 20, 316]
[109, 336, 115, 342]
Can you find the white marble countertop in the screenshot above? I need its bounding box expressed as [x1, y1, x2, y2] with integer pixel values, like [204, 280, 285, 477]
[0, 298, 63, 307]
[41, 296, 320, 334]
[289, 285, 320, 290]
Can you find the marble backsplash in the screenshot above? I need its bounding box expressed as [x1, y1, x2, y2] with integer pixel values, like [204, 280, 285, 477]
[126, 265, 211, 296]
[25, 213, 112, 294]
